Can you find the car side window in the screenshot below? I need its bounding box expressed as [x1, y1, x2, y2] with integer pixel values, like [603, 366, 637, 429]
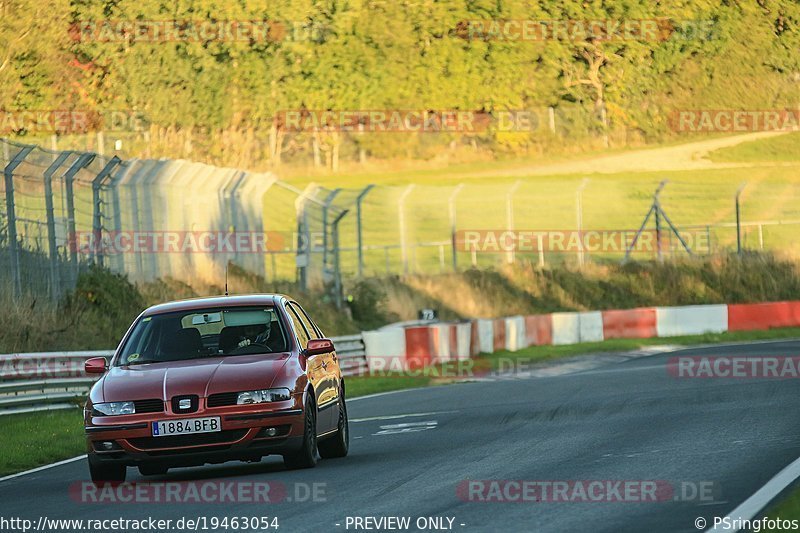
[286, 304, 311, 348]
[290, 302, 320, 339]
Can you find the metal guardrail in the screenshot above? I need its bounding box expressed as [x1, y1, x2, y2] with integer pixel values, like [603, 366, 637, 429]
[0, 336, 368, 416]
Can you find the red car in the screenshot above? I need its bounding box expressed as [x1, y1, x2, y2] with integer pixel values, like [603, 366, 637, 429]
[83, 294, 348, 482]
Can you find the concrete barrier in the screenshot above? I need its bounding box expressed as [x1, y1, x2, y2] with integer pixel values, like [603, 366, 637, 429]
[493, 319, 507, 352]
[656, 304, 728, 337]
[430, 324, 459, 362]
[578, 311, 604, 343]
[728, 301, 800, 331]
[504, 316, 526, 351]
[602, 308, 657, 339]
[363, 327, 407, 373]
[405, 326, 435, 369]
[455, 323, 473, 360]
[552, 313, 580, 345]
[477, 319, 494, 354]
[524, 315, 553, 346]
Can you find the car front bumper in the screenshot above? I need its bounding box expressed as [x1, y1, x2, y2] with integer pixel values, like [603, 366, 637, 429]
[85, 403, 305, 468]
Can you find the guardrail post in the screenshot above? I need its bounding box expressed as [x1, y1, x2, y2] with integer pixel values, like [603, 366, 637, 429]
[91, 156, 122, 267]
[4, 144, 35, 299]
[43, 152, 72, 300]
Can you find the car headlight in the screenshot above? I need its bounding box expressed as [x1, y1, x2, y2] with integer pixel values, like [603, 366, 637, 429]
[92, 401, 135, 416]
[236, 388, 291, 405]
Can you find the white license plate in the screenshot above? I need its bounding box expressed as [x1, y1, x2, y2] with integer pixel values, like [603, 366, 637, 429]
[152, 417, 221, 437]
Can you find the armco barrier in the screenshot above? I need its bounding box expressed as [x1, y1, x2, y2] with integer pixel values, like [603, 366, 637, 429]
[0, 351, 112, 416]
[728, 301, 800, 331]
[602, 308, 657, 339]
[656, 304, 728, 337]
[0, 336, 368, 416]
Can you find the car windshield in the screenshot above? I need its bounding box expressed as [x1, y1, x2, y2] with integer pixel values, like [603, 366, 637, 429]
[116, 306, 289, 366]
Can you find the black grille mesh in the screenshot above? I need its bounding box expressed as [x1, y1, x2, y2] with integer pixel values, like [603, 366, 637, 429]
[207, 392, 239, 407]
[133, 399, 164, 414]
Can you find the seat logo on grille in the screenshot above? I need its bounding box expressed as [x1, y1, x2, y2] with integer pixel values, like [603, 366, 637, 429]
[178, 398, 191, 410]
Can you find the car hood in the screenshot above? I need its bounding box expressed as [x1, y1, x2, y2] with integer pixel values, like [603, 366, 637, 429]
[98, 354, 292, 402]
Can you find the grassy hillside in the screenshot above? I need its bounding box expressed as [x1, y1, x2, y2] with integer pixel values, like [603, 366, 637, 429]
[259, 133, 800, 281]
[708, 132, 800, 162]
[2, 253, 800, 353]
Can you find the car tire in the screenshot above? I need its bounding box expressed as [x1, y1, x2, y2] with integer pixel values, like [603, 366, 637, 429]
[318, 393, 348, 459]
[88, 455, 126, 483]
[283, 396, 318, 469]
[138, 464, 168, 476]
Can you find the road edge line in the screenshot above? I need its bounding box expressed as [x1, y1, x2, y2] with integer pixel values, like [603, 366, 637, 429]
[0, 455, 86, 483]
[708, 454, 800, 532]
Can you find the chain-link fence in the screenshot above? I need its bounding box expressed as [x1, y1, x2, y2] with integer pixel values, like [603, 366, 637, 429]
[2, 137, 799, 303]
[0, 139, 123, 300]
[263, 178, 800, 284]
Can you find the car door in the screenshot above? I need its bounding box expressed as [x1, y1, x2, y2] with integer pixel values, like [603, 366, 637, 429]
[291, 302, 341, 428]
[285, 303, 335, 432]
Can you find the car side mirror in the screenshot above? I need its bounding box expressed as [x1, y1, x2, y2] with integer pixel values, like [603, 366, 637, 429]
[305, 338, 334, 356]
[85, 357, 108, 374]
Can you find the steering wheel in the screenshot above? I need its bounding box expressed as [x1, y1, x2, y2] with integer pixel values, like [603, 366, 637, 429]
[229, 342, 273, 354]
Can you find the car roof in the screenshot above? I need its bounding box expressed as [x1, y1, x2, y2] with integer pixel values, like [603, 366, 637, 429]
[142, 294, 291, 316]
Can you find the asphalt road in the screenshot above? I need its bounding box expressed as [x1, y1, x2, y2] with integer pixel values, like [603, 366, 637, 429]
[3, 340, 800, 533]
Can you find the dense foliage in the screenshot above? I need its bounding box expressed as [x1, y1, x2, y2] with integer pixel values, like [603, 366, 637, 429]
[2, 1, 799, 167]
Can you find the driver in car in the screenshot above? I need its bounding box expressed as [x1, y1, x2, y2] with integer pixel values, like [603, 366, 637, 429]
[237, 322, 271, 348]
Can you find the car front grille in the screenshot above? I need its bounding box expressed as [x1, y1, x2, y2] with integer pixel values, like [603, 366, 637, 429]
[127, 429, 248, 450]
[133, 399, 164, 414]
[207, 392, 239, 407]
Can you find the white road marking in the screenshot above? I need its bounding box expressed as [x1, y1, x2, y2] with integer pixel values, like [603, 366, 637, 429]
[373, 420, 438, 435]
[350, 410, 458, 423]
[708, 454, 800, 532]
[0, 455, 86, 483]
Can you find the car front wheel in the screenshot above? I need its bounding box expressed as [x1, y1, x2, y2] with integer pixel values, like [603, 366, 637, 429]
[283, 396, 318, 469]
